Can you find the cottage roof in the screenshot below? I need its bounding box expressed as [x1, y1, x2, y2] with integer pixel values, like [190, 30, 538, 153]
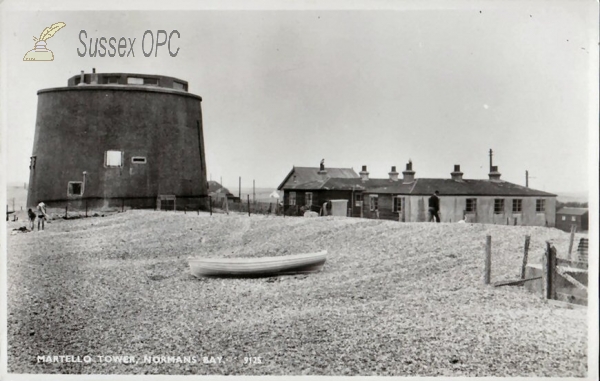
[277, 167, 556, 197]
[405, 178, 556, 197]
[277, 167, 359, 190]
[363, 178, 556, 197]
[556, 207, 588, 216]
[207, 181, 233, 195]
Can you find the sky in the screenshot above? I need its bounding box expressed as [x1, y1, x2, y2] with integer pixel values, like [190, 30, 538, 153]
[1, 1, 598, 196]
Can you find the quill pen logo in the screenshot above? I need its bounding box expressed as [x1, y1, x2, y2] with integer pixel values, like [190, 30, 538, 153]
[23, 22, 66, 61]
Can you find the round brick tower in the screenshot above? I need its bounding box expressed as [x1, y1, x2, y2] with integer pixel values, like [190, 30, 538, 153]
[27, 70, 208, 210]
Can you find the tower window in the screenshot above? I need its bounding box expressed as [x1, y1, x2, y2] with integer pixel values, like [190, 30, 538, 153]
[127, 77, 144, 85]
[173, 81, 187, 91]
[143, 77, 159, 86]
[131, 156, 147, 164]
[68, 181, 83, 196]
[105, 150, 123, 167]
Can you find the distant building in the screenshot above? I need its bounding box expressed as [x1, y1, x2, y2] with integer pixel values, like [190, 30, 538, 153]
[208, 181, 239, 203]
[277, 165, 360, 214]
[27, 70, 208, 210]
[277, 161, 557, 227]
[556, 207, 588, 232]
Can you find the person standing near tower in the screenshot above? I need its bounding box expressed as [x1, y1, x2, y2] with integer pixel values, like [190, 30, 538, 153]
[36, 201, 48, 231]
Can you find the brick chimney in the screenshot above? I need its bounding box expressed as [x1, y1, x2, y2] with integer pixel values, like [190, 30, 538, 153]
[389, 166, 399, 181]
[488, 165, 501, 181]
[359, 165, 369, 181]
[402, 161, 415, 183]
[451, 164, 464, 181]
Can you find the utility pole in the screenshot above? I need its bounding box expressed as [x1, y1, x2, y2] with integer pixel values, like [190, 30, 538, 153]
[526, 170, 536, 188]
[253, 180, 255, 204]
[239, 176, 241, 198]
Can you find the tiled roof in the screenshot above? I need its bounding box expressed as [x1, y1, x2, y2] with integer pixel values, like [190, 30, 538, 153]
[557, 207, 588, 216]
[278, 167, 359, 190]
[277, 167, 556, 197]
[364, 178, 556, 197]
[207, 181, 233, 195]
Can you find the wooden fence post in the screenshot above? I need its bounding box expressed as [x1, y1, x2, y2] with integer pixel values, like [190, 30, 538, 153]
[543, 242, 557, 300]
[85, 200, 88, 218]
[65, 203, 68, 219]
[121, 198, 124, 213]
[209, 196, 212, 216]
[247, 195, 250, 217]
[567, 225, 576, 259]
[484, 235, 491, 284]
[520, 235, 530, 279]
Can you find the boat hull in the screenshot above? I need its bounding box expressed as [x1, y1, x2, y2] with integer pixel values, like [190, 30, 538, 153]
[188, 251, 327, 278]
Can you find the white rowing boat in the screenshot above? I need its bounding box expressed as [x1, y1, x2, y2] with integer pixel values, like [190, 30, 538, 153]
[188, 250, 327, 277]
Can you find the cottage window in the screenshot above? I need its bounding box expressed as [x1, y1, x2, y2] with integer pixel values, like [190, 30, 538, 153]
[466, 198, 477, 213]
[105, 150, 123, 167]
[536, 199, 545, 212]
[370, 195, 378, 211]
[571, 216, 576, 222]
[562, 216, 566, 221]
[68, 181, 83, 196]
[289, 192, 296, 206]
[306, 192, 313, 207]
[512, 199, 522, 213]
[355, 193, 362, 202]
[494, 199, 505, 214]
[393, 196, 402, 213]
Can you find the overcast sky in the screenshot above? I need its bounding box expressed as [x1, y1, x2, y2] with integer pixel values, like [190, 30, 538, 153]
[1, 1, 598, 195]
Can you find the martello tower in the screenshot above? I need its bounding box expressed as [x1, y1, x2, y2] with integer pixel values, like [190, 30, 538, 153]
[27, 70, 208, 210]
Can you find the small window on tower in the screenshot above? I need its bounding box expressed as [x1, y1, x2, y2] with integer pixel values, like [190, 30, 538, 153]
[105, 150, 123, 167]
[131, 156, 147, 164]
[68, 181, 83, 196]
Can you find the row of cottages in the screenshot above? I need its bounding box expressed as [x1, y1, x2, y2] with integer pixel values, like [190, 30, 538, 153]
[277, 161, 557, 227]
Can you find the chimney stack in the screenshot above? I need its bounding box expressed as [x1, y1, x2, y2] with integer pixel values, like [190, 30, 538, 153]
[78, 70, 85, 85]
[451, 164, 464, 181]
[402, 161, 415, 183]
[488, 165, 501, 181]
[91, 68, 98, 84]
[389, 166, 399, 181]
[359, 165, 369, 181]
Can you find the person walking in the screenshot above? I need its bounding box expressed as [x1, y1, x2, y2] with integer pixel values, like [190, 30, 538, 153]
[428, 191, 441, 223]
[36, 201, 48, 231]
